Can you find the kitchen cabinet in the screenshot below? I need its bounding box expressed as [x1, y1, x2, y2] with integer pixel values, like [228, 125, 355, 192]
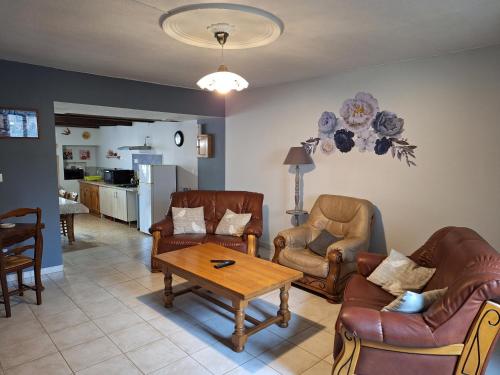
[99, 186, 137, 224]
[79, 182, 100, 215]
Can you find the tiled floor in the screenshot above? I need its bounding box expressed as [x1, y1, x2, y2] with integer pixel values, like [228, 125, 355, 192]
[0, 215, 339, 374]
[6, 215, 498, 374]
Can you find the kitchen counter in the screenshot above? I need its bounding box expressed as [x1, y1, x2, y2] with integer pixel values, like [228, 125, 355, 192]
[79, 180, 138, 192]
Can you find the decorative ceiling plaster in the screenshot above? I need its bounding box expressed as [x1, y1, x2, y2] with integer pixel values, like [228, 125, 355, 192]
[1, 0, 500, 89]
[161, 3, 283, 49]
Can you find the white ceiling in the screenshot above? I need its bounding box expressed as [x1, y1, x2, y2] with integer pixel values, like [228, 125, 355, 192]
[1, 0, 500, 89]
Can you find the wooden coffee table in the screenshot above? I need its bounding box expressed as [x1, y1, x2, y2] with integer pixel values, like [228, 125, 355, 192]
[154, 242, 303, 352]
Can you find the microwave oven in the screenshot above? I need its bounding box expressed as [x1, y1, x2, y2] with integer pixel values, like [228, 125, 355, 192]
[103, 169, 135, 185]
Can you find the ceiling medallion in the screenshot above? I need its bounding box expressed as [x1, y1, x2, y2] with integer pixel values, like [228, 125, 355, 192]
[160, 3, 284, 94]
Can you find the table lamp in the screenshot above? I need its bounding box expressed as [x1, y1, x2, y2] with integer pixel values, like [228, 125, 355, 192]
[283, 146, 313, 211]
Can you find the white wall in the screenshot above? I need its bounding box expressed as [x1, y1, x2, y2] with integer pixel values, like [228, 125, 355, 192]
[226, 46, 500, 254]
[55, 127, 101, 193]
[97, 120, 199, 190]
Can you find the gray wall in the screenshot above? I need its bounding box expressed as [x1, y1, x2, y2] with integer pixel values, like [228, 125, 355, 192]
[197, 118, 225, 190]
[0, 59, 225, 269]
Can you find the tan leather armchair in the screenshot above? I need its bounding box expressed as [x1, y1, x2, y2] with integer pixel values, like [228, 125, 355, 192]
[273, 194, 374, 302]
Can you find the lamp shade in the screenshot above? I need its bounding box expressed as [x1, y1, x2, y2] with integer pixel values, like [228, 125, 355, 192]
[283, 146, 313, 165]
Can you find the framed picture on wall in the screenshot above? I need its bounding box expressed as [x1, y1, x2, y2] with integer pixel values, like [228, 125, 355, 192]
[80, 149, 91, 160]
[63, 148, 73, 160]
[0, 108, 39, 139]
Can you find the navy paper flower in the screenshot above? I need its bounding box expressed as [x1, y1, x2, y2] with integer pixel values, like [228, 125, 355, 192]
[334, 129, 355, 153]
[372, 111, 404, 137]
[374, 137, 392, 155]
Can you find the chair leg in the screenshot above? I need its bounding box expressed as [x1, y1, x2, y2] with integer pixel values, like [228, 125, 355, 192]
[0, 273, 11, 318]
[34, 264, 42, 305]
[17, 269, 23, 296]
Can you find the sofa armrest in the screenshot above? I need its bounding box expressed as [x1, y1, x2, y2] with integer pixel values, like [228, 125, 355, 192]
[277, 226, 311, 249]
[356, 252, 387, 277]
[339, 306, 437, 348]
[244, 218, 263, 238]
[149, 217, 174, 236]
[327, 237, 366, 263]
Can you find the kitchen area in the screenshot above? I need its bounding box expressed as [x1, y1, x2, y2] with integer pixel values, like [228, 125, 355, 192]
[55, 102, 215, 241]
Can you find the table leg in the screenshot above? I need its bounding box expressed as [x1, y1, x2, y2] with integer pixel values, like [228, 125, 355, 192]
[67, 214, 75, 243]
[278, 283, 291, 328]
[163, 268, 174, 308]
[232, 299, 248, 352]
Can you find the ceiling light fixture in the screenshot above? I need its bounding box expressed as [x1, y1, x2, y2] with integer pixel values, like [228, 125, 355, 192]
[160, 3, 284, 94]
[196, 24, 248, 95]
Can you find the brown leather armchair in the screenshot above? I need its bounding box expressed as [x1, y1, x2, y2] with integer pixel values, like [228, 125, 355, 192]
[273, 194, 374, 302]
[150, 190, 263, 272]
[332, 227, 500, 375]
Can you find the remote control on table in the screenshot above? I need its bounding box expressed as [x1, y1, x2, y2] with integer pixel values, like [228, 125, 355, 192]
[214, 260, 235, 269]
[210, 259, 228, 263]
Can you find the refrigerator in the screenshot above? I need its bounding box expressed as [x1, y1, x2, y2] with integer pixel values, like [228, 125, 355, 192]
[138, 164, 177, 234]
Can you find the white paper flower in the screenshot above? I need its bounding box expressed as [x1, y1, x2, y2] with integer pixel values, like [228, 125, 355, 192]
[320, 138, 335, 155]
[355, 129, 378, 153]
[339, 92, 379, 133]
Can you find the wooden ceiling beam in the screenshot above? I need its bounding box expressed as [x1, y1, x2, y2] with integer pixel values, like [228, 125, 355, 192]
[54, 113, 157, 128]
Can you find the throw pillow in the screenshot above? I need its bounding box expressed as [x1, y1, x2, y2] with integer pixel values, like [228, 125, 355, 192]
[172, 206, 206, 234]
[215, 209, 252, 237]
[382, 288, 448, 313]
[307, 230, 342, 257]
[367, 249, 436, 296]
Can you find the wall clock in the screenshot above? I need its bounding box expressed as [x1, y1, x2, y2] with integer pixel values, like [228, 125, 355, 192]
[174, 131, 184, 147]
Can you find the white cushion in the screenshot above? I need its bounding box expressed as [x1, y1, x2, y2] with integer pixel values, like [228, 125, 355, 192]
[172, 206, 206, 234]
[382, 288, 448, 313]
[215, 209, 251, 237]
[367, 249, 436, 296]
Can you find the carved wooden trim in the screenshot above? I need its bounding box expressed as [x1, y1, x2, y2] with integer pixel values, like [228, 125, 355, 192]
[455, 300, 500, 375]
[151, 231, 162, 273]
[332, 327, 361, 375]
[362, 341, 464, 355]
[247, 234, 257, 257]
[272, 235, 285, 263]
[326, 250, 343, 300]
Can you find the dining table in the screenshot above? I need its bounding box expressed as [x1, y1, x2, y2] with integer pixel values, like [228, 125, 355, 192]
[59, 197, 89, 243]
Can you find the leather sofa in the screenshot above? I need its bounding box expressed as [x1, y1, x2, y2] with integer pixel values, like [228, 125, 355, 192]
[273, 194, 374, 302]
[150, 190, 263, 272]
[332, 227, 500, 375]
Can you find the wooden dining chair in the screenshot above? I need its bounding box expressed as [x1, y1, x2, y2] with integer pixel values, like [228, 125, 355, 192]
[0, 208, 44, 317]
[60, 192, 78, 238]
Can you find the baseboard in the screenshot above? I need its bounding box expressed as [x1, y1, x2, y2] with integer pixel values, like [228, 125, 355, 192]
[6, 265, 64, 282]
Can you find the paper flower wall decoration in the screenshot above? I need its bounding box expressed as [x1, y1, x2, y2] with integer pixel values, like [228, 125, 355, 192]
[304, 92, 417, 166]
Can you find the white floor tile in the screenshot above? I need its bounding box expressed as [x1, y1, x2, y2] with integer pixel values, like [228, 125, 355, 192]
[108, 322, 163, 352]
[76, 354, 141, 375]
[300, 360, 333, 375]
[61, 336, 121, 372]
[0, 334, 58, 369]
[126, 338, 187, 373]
[191, 342, 254, 375]
[93, 310, 143, 334]
[50, 321, 104, 350]
[257, 341, 321, 375]
[4, 353, 71, 375]
[151, 357, 212, 375]
[225, 358, 281, 375]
